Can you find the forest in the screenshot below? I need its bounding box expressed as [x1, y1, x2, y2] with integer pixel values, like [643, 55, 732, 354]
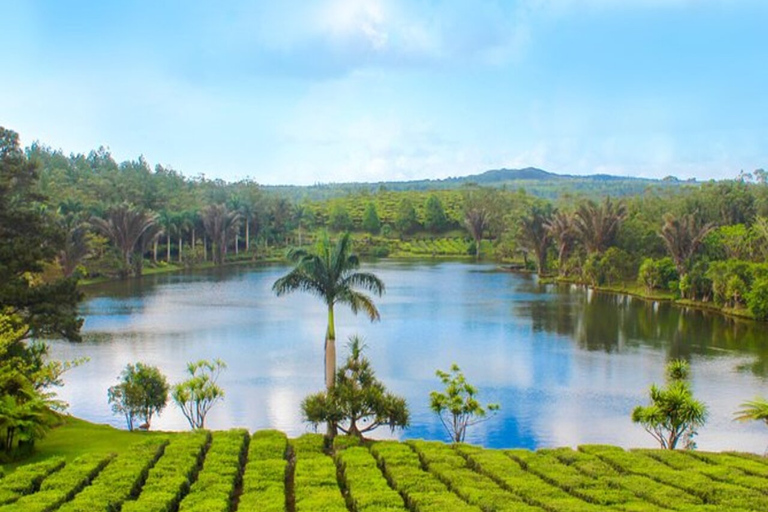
[9, 126, 765, 322]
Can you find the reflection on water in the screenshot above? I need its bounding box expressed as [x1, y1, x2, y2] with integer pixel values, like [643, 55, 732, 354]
[48, 261, 768, 452]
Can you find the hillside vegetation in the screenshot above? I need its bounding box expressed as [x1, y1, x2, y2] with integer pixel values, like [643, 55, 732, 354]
[2, 422, 768, 511]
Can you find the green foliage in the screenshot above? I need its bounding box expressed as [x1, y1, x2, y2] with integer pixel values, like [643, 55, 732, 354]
[429, 364, 499, 443]
[239, 430, 287, 512]
[171, 359, 226, 430]
[637, 257, 678, 293]
[328, 203, 353, 232]
[394, 198, 419, 235]
[59, 439, 167, 512]
[423, 194, 449, 233]
[361, 202, 381, 234]
[301, 336, 409, 438]
[631, 360, 707, 450]
[747, 278, 768, 320]
[108, 363, 169, 431]
[120, 432, 209, 512]
[734, 397, 768, 427]
[178, 429, 248, 512]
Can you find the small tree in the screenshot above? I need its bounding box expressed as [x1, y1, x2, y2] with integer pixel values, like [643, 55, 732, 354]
[632, 360, 707, 450]
[302, 336, 409, 439]
[171, 359, 226, 430]
[362, 202, 381, 235]
[429, 364, 499, 443]
[107, 363, 169, 431]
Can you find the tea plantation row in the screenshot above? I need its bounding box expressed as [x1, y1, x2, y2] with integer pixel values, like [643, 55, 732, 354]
[2, 429, 767, 511]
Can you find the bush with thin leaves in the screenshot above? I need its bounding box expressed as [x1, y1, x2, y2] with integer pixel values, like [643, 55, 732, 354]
[429, 363, 499, 443]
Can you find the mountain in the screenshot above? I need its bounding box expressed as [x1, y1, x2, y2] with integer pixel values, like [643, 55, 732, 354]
[266, 167, 696, 202]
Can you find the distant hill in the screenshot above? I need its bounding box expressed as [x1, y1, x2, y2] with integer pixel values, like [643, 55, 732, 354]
[266, 167, 697, 202]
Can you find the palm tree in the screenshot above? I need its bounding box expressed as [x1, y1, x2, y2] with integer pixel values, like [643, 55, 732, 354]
[517, 204, 553, 276]
[201, 204, 242, 265]
[545, 210, 575, 276]
[91, 203, 158, 278]
[734, 397, 768, 427]
[272, 232, 385, 394]
[572, 197, 627, 254]
[659, 213, 716, 277]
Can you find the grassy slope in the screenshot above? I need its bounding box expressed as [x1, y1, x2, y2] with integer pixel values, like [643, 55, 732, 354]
[2, 416, 165, 472]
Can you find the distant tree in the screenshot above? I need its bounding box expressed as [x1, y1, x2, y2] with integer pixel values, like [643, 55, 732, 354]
[429, 363, 499, 443]
[395, 198, 419, 235]
[572, 197, 627, 254]
[172, 359, 226, 430]
[545, 211, 575, 276]
[362, 202, 381, 234]
[632, 360, 707, 450]
[462, 187, 504, 260]
[658, 213, 716, 277]
[55, 212, 91, 278]
[301, 336, 409, 439]
[91, 203, 159, 278]
[516, 203, 554, 276]
[201, 203, 241, 265]
[423, 195, 448, 233]
[329, 203, 353, 232]
[108, 363, 169, 431]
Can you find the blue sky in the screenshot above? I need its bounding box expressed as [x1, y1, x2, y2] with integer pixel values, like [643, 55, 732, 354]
[1, 0, 766, 185]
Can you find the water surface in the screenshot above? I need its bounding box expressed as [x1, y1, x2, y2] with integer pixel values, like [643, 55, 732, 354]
[49, 261, 768, 451]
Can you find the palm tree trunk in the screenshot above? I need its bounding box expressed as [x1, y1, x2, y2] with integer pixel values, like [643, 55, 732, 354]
[153, 240, 158, 264]
[167, 233, 171, 262]
[325, 305, 336, 390]
[235, 233, 239, 255]
[245, 221, 250, 252]
[325, 304, 338, 437]
[178, 235, 183, 263]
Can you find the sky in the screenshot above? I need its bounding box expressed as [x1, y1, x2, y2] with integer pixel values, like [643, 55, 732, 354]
[1, 0, 766, 185]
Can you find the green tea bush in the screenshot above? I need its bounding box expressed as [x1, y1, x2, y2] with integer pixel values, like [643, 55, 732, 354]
[238, 430, 287, 512]
[370, 441, 479, 512]
[7, 453, 113, 512]
[292, 435, 346, 512]
[178, 429, 247, 512]
[121, 432, 209, 512]
[335, 446, 406, 511]
[0, 458, 65, 505]
[409, 440, 537, 512]
[59, 439, 168, 512]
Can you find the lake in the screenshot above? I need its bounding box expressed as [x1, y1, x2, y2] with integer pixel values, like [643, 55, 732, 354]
[49, 261, 768, 451]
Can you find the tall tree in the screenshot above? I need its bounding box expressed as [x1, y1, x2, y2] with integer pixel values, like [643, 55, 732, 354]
[545, 210, 575, 276]
[201, 204, 241, 265]
[516, 203, 554, 276]
[395, 198, 419, 235]
[362, 202, 381, 235]
[91, 203, 158, 278]
[462, 188, 503, 260]
[423, 194, 448, 233]
[572, 197, 627, 254]
[658, 213, 716, 277]
[272, 232, 385, 410]
[0, 127, 82, 341]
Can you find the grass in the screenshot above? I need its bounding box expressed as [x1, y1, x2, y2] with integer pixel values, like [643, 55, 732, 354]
[2, 416, 166, 472]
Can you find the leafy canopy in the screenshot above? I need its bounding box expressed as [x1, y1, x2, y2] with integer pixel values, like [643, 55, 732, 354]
[108, 363, 169, 431]
[429, 363, 499, 443]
